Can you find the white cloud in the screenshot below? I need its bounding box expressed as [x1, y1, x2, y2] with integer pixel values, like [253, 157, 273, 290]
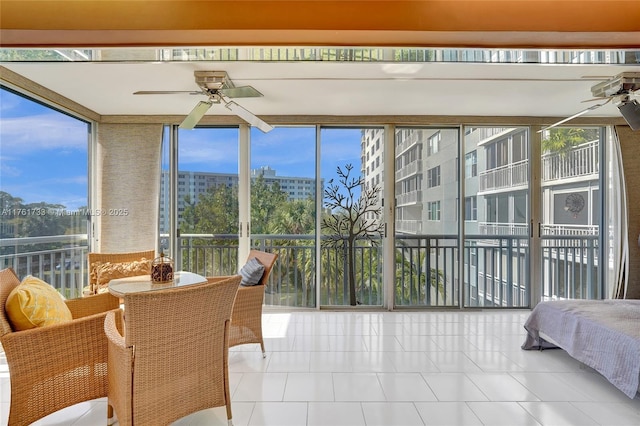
[0, 113, 88, 155]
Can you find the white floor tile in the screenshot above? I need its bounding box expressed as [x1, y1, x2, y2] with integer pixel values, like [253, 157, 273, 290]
[266, 351, 310, 372]
[283, 372, 334, 401]
[413, 402, 483, 426]
[519, 401, 599, 426]
[307, 402, 366, 426]
[385, 351, 440, 373]
[229, 351, 270, 373]
[421, 373, 489, 401]
[309, 351, 354, 372]
[377, 373, 437, 401]
[333, 373, 387, 401]
[4, 310, 640, 426]
[0, 402, 8, 426]
[0, 377, 10, 403]
[361, 335, 405, 352]
[553, 372, 637, 402]
[247, 402, 308, 426]
[395, 335, 441, 351]
[467, 401, 542, 425]
[348, 351, 397, 372]
[571, 401, 640, 426]
[464, 350, 526, 372]
[501, 348, 584, 373]
[466, 372, 541, 401]
[233, 372, 288, 402]
[510, 372, 592, 401]
[30, 400, 95, 426]
[361, 402, 425, 426]
[424, 351, 481, 373]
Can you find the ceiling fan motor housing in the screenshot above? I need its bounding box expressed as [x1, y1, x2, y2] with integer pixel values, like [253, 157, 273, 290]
[194, 71, 234, 91]
[591, 72, 640, 98]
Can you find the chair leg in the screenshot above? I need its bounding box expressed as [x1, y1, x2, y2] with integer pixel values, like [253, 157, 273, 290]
[260, 341, 266, 358]
[107, 404, 115, 425]
[228, 419, 234, 426]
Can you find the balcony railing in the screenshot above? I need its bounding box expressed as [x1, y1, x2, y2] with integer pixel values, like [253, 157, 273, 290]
[478, 222, 529, 236]
[542, 140, 599, 183]
[395, 160, 422, 180]
[396, 220, 423, 234]
[478, 159, 528, 192]
[1, 230, 601, 307]
[0, 234, 88, 298]
[4, 48, 634, 65]
[396, 190, 423, 207]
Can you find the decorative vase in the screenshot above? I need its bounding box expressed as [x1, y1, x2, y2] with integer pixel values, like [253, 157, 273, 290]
[151, 252, 174, 283]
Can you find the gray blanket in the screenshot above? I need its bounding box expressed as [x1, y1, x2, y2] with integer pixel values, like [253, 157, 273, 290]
[522, 299, 640, 398]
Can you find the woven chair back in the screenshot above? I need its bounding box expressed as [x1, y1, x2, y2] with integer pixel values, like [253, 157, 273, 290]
[121, 275, 241, 424]
[0, 268, 21, 337]
[87, 250, 155, 293]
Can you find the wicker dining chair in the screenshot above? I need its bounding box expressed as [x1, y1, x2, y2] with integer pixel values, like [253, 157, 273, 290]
[87, 250, 155, 295]
[208, 249, 279, 357]
[104, 275, 241, 426]
[0, 267, 120, 426]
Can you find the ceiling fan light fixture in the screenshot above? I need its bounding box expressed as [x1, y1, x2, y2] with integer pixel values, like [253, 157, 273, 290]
[618, 99, 640, 131]
[179, 100, 213, 129]
[225, 101, 273, 133]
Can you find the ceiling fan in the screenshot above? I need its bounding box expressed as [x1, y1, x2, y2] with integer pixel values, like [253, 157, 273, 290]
[539, 72, 640, 132]
[134, 71, 273, 132]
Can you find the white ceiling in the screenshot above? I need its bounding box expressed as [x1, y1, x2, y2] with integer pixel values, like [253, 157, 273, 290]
[3, 60, 640, 121]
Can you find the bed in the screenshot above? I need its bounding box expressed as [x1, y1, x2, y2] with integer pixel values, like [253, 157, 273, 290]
[522, 299, 640, 398]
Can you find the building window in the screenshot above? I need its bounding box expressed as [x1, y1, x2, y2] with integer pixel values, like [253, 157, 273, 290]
[427, 166, 441, 188]
[465, 196, 477, 221]
[427, 201, 441, 221]
[427, 131, 441, 156]
[465, 150, 478, 178]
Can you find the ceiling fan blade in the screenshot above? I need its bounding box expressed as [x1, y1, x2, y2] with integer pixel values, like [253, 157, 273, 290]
[134, 90, 202, 95]
[219, 86, 263, 98]
[179, 101, 213, 130]
[581, 96, 611, 103]
[538, 99, 611, 133]
[225, 101, 273, 133]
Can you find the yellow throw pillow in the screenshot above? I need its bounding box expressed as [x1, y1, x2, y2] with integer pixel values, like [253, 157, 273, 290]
[5, 276, 73, 331]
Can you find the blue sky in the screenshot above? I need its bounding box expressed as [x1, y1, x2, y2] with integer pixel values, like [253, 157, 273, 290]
[1, 87, 364, 210]
[0, 88, 89, 209]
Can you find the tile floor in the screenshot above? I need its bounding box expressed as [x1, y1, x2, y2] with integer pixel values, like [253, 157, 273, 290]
[2, 310, 640, 425]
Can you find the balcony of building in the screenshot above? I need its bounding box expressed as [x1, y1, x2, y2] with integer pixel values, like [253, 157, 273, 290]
[478, 159, 529, 194]
[542, 140, 600, 184]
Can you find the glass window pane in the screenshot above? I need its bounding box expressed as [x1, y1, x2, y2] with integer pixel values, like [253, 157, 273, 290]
[0, 87, 89, 297]
[321, 127, 384, 307]
[540, 126, 601, 300]
[251, 126, 317, 308]
[174, 127, 239, 275]
[464, 126, 530, 307]
[395, 127, 459, 307]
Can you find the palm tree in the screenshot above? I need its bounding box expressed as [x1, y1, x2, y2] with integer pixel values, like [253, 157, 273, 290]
[541, 127, 597, 156]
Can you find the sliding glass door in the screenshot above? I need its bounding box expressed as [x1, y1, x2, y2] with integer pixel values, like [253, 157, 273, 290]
[394, 127, 460, 307]
[463, 127, 530, 307]
[250, 126, 317, 308]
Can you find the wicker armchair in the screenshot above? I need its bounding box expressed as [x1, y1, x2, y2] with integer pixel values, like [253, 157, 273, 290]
[87, 250, 155, 295]
[104, 275, 241, 426]
[208, 249, 279, 357]
[0, 267, 120, 426]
